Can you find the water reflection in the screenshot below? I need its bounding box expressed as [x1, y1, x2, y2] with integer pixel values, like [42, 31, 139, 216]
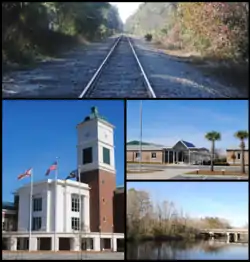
[127, 240, 249, 260]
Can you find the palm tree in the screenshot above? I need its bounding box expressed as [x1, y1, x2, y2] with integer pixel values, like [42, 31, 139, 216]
[205, 131, 221, 171]
[234, 131, 248, 174]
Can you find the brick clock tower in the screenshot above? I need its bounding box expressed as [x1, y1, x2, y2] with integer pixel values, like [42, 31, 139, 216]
[76, 106, 116, 233]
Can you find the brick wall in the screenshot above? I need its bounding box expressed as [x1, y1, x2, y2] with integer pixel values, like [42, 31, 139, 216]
[113, 189, 124, 233]
[127, 150, 163, 163]
[226, 150, 249, 165]
[80, 169, 116, 233]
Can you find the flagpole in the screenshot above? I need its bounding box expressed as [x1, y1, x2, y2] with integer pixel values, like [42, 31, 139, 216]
[139, 100, 142, 172]
[29, 169, 33, 252]
[54, 158, 58, 252]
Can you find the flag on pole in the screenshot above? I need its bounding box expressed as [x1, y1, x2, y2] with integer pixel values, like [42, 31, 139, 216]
[45, 161, 57, 176]
[18, 168, 32, 180]
[65, 170, 77, 180]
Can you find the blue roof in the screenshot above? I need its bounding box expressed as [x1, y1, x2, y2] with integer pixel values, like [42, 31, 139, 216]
[182, 140, 196, 148]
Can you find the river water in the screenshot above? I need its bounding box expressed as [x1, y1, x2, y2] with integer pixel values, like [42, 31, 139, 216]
[127, 240, 249, 260]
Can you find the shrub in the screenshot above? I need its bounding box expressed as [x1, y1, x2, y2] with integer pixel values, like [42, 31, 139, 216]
[145, 33, 152, 41]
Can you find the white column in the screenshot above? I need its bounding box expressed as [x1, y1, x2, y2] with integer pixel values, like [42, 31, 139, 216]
[227, 233, 230, 243]
[93, 237, 101, 251]
[173, 151, 175, 163]
[30, 237, 37, 251]
[70, 237, 80, 251]
[52, 236, 59, 251]
[9, 237, 17, 251]
[64, 181, 67, 232]
[234, 233, 238, 242]
[112, 237, 117, 252]
[81, 196, 84, 228]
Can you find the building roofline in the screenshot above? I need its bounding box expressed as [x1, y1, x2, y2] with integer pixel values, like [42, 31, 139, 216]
[16, 179, 90, 193]
[77, 117, 115, 129]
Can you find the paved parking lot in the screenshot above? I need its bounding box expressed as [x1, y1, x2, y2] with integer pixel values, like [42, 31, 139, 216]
[3, 251, 124, 260]
[127, 164, 248, 180]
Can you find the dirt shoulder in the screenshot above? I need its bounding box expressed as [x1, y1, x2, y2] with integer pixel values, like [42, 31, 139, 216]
[152, 41, 249, 96]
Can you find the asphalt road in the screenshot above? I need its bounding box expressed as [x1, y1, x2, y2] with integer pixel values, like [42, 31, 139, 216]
[3, 252, 124, 260]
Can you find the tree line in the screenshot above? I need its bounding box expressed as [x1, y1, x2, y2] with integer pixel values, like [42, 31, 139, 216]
[2, 2, 123, 64]
[127, 188, 232, 241]
[125, 2, 248, 62]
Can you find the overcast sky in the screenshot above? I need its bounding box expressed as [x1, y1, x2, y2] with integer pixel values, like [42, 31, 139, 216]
[110, 2, 142, 23]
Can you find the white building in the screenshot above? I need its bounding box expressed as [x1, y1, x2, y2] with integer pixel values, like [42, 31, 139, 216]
[2, 107, 124, 252]
[17, 179, 90, 234]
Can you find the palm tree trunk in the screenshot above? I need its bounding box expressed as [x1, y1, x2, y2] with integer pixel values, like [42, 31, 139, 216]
[211, 141, 214, 172]
[241, 141, 245, 174]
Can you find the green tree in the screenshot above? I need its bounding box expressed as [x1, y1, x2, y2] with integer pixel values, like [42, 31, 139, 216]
[205, 131, 221, 171]
[234, 131, 248, 174]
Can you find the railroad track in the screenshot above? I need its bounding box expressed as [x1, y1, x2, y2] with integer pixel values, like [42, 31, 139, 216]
[79, 35, 156, 98]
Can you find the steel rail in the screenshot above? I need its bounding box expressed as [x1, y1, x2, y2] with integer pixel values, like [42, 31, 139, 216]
[78, 36, 122, 98]
[78, 35, 157, 98]
[127, 37, 156, 98]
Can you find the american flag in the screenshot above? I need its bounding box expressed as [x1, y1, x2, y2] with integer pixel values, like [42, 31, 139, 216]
[18, 168, 32, 180]
[45, 161, 57, 176]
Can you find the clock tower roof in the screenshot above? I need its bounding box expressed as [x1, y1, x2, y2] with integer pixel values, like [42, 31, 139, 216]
[84, 106, 107, 121]
[77, 106, 115, 129]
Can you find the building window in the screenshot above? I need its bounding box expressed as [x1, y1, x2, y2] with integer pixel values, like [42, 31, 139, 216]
[102, 198, 105, 203]
[71, 217, 80, 230]
[102, 180, 105, 184]
[33, 198, 42, 212]
[237, 153, 241, 160]
[2, 222, 5, 231]
[103, 147, 110, 165]
[103, 217, 106, 222]
[135, 152, 140, 159]
[71, 195, 80, 212]
[82, 147, 92, 164]
[32, 217, 42, 230]
[151, 152, 157, 159]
